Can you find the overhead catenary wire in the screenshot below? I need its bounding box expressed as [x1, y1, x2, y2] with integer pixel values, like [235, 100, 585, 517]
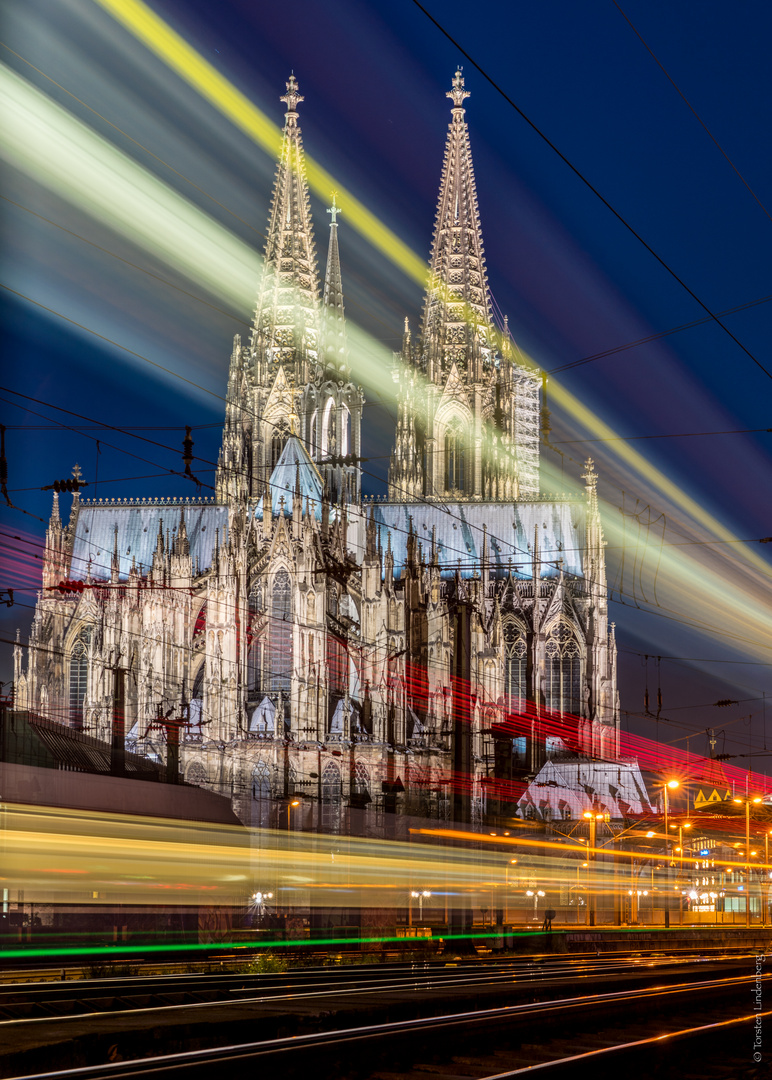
[410, 0, 772, 384]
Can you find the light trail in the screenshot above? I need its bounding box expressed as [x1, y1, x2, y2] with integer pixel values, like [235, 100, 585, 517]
[2, 11, 770, 674]
[90, 0, 428, 290]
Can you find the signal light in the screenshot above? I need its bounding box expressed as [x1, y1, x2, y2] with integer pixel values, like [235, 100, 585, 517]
[43, 478, 87, 493]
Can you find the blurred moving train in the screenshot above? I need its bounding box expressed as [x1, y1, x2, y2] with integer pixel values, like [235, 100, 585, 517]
[0, 801, 756, 955]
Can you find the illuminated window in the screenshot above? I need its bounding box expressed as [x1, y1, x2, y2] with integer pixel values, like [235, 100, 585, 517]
[247, 585, 263, 694]
[322, 398, 335, 457]
[354, 761, 370, 797]
[189, 666, 204, 729]
[545, 623, 581, 715]
[269, 570, 292, 694]
[445, 417, 466, 492]
[271, 422, 289, 468]
[252, 761, 272, 828]
[322, 760, 342, 832]
[502, 619, 527, 709]
[68, 627, 91, 730]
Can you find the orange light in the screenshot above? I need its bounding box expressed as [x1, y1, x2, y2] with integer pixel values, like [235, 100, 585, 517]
[667, 780, 680, 789]
[290, 801, 300, 807]
[583, 811, 593, 819]
[734, 798, 743, 803]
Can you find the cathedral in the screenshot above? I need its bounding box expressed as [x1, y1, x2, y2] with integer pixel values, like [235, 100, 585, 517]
[14, 72, 620, 833]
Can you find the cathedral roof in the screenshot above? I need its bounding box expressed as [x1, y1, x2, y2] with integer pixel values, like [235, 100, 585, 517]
[372, 500, 585, 579]
[254, 434, 324, 520]
[70, 502, 229, 581]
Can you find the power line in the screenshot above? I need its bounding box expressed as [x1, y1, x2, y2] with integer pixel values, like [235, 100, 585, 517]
[547, 293, 772, 374]
[612, 0, 772, 226]
[410, 0, 772, 383]
[554, 427, 771, 445]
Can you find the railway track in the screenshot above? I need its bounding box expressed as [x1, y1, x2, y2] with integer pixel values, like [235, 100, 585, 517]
[6, 974, 768, 1079]
[0, 950, 747, 1021]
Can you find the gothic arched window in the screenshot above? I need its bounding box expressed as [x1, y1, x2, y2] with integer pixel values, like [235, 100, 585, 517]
[68, 626, 91, 730]
[322, 760, 342, 833]
[445, 417, 466, 492]
[189, 666, 204, 729]
[340, 404, 351, 457]
[247, 585, 263, 694]
[545, 622, 582, 716]
[269, 569, 292, 694]
[309, 409, 318, 455]
[186, 761, 207, 787]
[271, 422, 289, 469]
[321, 398, 335, 458]
[252, 761, 272, 829]
[502, 619, 527, 710]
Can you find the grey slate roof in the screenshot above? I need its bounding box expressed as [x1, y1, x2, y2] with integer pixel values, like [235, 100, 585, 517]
[71, 501, 229, 581]
[372, 500, 585, 579]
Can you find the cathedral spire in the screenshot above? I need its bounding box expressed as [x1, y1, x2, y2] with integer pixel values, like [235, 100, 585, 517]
[321, 194, 348, 378]
[250, 74, 320, 385]
[421, 69, 493, 383]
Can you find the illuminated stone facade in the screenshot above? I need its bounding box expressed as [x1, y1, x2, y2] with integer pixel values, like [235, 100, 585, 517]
[16, 73, 619, 831]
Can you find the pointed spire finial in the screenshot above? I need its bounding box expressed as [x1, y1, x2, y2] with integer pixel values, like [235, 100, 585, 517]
[447, 68, 470, 111]
[281, 74, 303, 116]
[327, 192, 341, 225]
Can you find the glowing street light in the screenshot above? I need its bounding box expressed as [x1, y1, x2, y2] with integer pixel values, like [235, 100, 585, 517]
[410, 890, 431, 924]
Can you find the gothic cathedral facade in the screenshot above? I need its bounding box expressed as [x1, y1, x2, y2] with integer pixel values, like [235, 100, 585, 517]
[15, 73, 620, 832]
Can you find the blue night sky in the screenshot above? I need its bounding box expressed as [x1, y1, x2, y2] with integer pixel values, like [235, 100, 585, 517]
[1, 0, 771, 763]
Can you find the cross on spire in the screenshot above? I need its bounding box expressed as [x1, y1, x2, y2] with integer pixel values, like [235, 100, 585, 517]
[281, 74, 303, 115]
[447, 68, 470, 110]
[327, 192, 341, 225]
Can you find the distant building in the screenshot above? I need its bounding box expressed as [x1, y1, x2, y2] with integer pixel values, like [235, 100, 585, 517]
[15, 72, 619, 830]
[517, 758, 653, 822]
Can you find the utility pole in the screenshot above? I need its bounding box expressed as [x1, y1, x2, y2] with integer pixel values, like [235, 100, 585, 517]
[449, 587, 474, 947]
[110, 667, 126, 778]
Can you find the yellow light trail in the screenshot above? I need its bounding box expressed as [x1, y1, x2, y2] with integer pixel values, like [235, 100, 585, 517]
[5, 10, 770, 664]
[87, 0, 771, 593]
[90, 0, 428, 291]
[0, 62, 259, 313]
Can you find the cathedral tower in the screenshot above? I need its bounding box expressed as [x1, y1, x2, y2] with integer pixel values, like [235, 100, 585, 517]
[388, 70, 541, 503]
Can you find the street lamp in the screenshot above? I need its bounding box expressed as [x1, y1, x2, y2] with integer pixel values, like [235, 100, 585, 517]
[410, 890, 431, 925]
[733, 795, 762, 927]
[288, 799, 300, 831]
[655, 780, 679, 927]
[583, 810, 604, 926]
[504, 859, 517, 924]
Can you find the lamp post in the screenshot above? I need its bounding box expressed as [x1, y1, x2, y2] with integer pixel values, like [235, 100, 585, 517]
[658, 780, 679, 926]
[733, 794, 762, 927]
[411, 890, 430, 925]
[505, 859, 517, 925]
[583, 810, 604, 926]
[287, 799, 299, 831]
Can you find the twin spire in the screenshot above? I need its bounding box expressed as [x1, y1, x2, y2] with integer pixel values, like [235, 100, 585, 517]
[250, 76, 349, 384]
[251, 68, 491, 391]
[421, 68, 493, 382]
